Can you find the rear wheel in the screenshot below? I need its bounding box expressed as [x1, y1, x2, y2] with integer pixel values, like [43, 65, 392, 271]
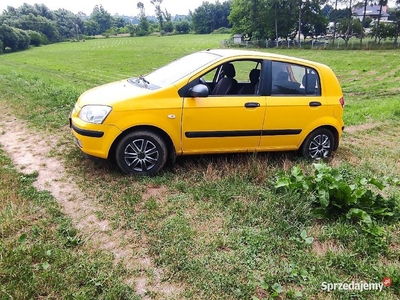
[301, 128, 334, 159]
[115, 130, 167, 176]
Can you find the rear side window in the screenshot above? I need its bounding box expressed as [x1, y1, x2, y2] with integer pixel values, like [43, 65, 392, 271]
[271, 61, 321, 96]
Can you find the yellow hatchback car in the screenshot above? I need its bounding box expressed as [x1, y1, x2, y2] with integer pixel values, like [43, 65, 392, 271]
[70, 49, 344, 175]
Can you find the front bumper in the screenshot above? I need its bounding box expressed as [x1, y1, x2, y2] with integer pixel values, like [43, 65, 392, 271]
[71, 123, 104, 138]
[70, 117, 121, 159]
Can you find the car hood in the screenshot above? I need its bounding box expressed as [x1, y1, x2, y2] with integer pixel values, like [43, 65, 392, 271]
[77, 79, 154, 107]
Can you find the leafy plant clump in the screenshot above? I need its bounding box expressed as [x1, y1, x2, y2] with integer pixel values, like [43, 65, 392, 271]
[274, 163, 400, 225]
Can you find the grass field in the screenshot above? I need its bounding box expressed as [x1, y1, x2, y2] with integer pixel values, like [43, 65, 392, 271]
[0, 34, 399, 299]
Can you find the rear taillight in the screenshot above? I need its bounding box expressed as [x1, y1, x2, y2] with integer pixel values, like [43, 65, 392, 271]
[339, 97, 345, 108]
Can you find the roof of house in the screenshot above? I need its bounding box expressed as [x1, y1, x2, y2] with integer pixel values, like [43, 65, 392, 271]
[353, 5, 390, 18]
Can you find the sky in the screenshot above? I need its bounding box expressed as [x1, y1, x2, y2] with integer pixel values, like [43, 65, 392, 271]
[0, 0, 217, 16]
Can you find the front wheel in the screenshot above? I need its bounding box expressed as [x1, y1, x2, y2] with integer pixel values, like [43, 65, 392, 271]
[115, 130, 168, 176]
[301, 128, 334, 159]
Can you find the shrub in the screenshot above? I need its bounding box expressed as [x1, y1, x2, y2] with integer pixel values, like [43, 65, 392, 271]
[136, 29, 149, 37]
[26, 30, 43, 46]
[82, 35, 95, 40]
[103, 27, 117, 37]
[212, 27, 232, 34]
[175, 21, 190, 34]
[274, 163, 400, 225]
[0, 25, 31, 51]
[0, 24, 19, 51]
[15, 29, 31, 50]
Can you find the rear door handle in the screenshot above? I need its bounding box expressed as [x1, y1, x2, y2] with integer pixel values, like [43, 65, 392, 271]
[245, 102, 260, 108]
[309, 101, 322, 107]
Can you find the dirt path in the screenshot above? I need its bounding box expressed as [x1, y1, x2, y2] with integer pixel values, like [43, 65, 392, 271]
[344, 122, 381, 134]
[0, 112, 180, 299]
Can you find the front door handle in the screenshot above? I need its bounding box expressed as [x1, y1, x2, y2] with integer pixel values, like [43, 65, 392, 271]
[309, 101, 322, 107]
[245, 102, 260, 108]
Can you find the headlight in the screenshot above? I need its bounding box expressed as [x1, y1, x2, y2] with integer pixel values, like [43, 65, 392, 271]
[79, 105, 112, 124]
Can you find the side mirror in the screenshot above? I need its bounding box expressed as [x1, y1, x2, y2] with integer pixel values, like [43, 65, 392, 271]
[189, 84, 209, 98]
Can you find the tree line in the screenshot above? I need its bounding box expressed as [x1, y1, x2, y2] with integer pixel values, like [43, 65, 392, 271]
[0, 3, 129, 52]
[0, 1, 232, 53]
[230, 0, 400, 45]
[133, 0, 231, 36]
[1, 1, 400, 53]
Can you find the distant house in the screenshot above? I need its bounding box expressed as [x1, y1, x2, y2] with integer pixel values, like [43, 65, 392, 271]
[352, 5, 390, 22]
[233, 34, 243, 44]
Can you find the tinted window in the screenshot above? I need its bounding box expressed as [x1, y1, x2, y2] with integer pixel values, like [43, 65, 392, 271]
[271, 61, 320, 96]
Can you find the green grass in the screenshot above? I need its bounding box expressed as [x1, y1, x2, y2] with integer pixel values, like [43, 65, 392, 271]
[0, 148, 138, 299]
[0, 34, 399, 299]
[1, 34, 399, 128]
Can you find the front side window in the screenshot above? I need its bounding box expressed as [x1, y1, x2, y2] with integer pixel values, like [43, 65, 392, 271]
[271, 61, 320, 96]
[200, 60, 262, 96]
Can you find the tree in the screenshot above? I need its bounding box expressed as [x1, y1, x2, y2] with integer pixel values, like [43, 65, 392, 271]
[162, 9, 174, 33]
[0, 4, 62, 42]
[345, 0, 353, 47]
[150, 0, 164, 31]
[273, 0, 298, 41]
[90, 5, 112, 34]
[330, 0, 339, 45]
[371, 22, 396, 43]
[137, 2, 150, 35]
[54, 9, 84, 39]
[0, 24, 19, 51]
[2, 11, 60, 43]
[338, 17, 361, 38]
[192, 1, 232, 34]
[192, 1, 214, 34]
[374, 0, 388, 44]
[21, 14, 60, 42]
[84, 19, 100, 36]
[394, 1, 400, 46]
[300, 0, 328, 40]
[113, 17, 126, 29]
[359, 0, 368, 47]
[0, 24, 30, 51]
[229, 0, 327, 44]
[175, 20, 190, 34]
[26, 30, 43, 46]
[15, 29, 31, 50]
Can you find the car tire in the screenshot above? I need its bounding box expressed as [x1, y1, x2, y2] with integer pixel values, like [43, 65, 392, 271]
[300, 128, 334, 159]
[115, 130, 168, 176]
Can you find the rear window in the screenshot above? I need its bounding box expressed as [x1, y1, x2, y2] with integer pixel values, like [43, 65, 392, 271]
[271, 61, 321, 96]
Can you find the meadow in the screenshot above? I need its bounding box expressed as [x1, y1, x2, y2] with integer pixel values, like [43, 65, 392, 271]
[0, 34, 399, 299]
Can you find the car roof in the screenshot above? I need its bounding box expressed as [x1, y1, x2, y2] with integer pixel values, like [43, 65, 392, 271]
[202, 49, 327, 69]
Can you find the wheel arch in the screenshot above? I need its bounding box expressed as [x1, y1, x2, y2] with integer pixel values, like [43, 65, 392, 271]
[322, 125, 339, 151]
[301, 125, 339, 151]
[108, 125, 176, 162]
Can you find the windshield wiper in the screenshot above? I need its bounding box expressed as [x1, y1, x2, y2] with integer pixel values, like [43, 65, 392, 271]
[139, 75, 149, 85]
[128, 75, 152, 89]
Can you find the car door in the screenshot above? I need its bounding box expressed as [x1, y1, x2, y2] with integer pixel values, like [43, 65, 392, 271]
[259, 60, 327, 150]
[181, 60, 266, 154]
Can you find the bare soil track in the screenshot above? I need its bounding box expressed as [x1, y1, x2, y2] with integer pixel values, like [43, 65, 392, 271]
[0, 111, 180, 299]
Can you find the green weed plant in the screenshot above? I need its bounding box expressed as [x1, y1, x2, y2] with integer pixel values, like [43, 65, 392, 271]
[275, 163, 400, 225]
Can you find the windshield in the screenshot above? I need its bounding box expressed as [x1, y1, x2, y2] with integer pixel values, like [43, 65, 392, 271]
[142, 52, 220, 88]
